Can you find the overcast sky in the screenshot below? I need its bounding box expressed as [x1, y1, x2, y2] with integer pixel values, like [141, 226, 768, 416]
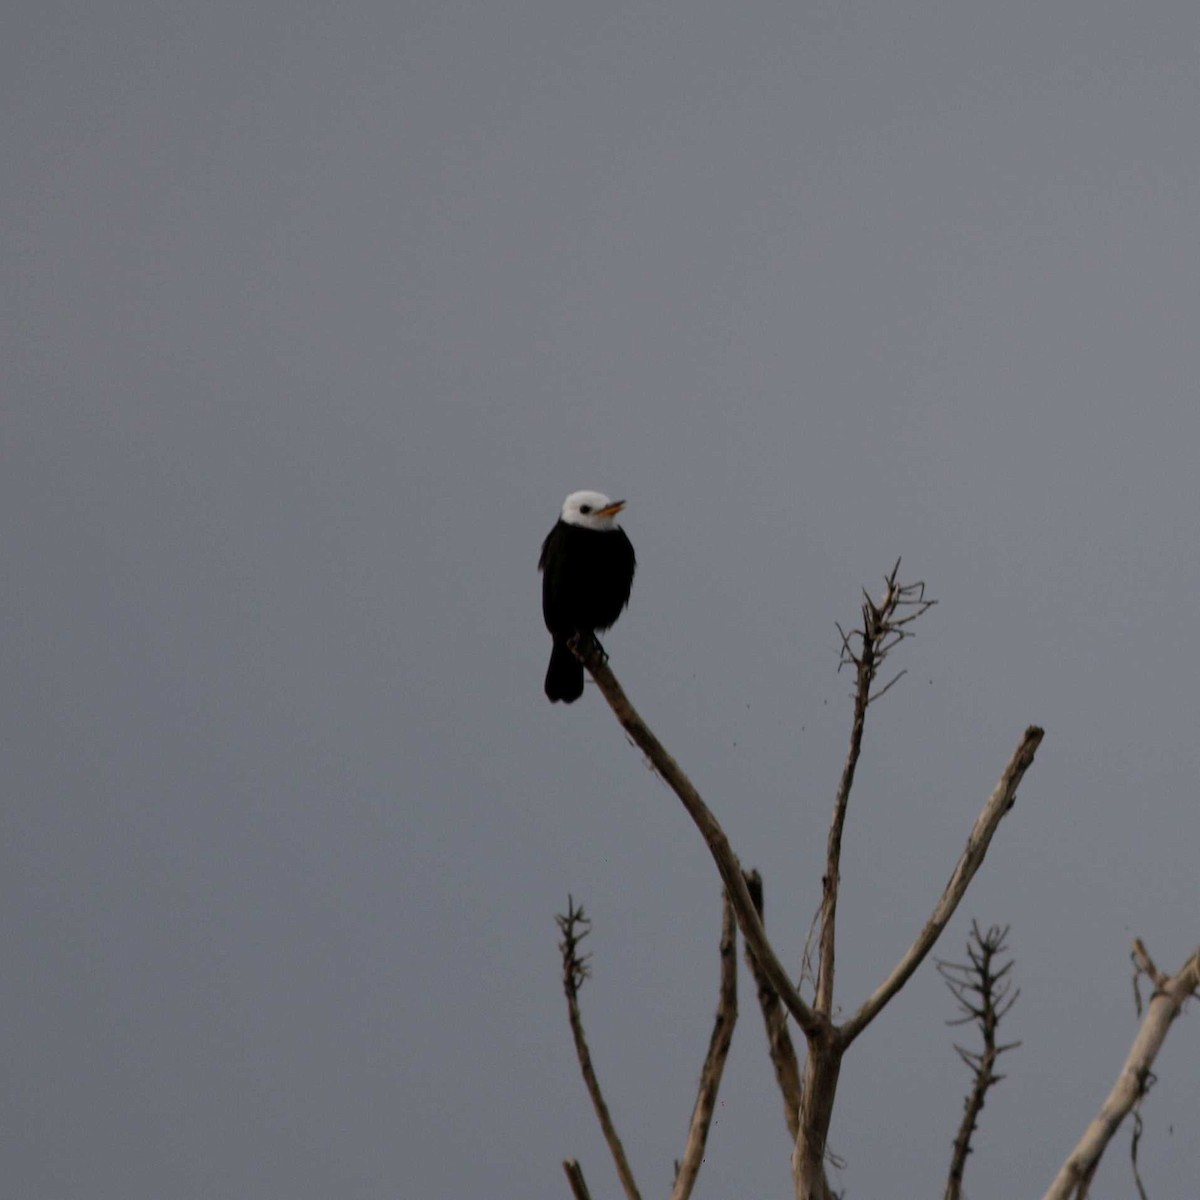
[4, 3, 1199, 1198]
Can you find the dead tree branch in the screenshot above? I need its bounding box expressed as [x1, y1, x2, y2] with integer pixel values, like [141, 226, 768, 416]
[794, 567, 943, 1200]
[1043, 944, 1200, 1200]
[1132, 938, 1169, 1002]
[818, 562, 936, 1016]
[1129, 1089, 1152, 1200]
[840, 726, 1044, 1047]
[670, 891, 739, 1200]
[569, 574, 1041, 1200]
[1127, 943, 1161, 1200]
[744, 870, 803, 1141]
[562, 1159, 593, 1200]
[939, 922, 1020, 1200]
[556, 898, 643, 1200]
[576, 641, 821, 1040]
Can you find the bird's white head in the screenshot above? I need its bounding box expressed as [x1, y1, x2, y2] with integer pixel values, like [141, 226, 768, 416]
[560, 490, 626, 531]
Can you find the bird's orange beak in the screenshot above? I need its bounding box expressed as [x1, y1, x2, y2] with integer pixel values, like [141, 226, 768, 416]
[596, 499, 626, 517]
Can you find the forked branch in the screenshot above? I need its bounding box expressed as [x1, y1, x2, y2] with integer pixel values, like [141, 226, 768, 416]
[1043, 943, 1200, 1200]
[567, 581, 1043, 1200]
[556, 898, 643, 1200]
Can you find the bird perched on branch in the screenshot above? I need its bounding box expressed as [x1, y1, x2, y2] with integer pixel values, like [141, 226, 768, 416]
[539, 490, 636, 703]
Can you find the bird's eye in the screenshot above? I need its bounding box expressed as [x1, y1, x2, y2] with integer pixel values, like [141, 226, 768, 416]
[579, 505, 592, 514]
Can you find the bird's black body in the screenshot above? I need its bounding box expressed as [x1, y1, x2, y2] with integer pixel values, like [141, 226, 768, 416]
[539, 497, 636, 703]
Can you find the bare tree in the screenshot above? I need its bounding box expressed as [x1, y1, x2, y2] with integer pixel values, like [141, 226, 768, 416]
[550, 562, 1195, 1199]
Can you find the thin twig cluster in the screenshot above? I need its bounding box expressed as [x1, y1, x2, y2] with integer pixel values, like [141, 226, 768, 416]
[557, 896, 592, 999]
[835, 558, 937, 704]
[938, 922, 1021, 1200]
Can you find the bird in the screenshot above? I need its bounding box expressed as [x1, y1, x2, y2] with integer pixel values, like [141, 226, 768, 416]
[539, 490, 637, 703]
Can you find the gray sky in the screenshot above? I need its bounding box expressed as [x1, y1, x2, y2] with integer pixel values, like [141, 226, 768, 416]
[4, 3, 1199, 1197]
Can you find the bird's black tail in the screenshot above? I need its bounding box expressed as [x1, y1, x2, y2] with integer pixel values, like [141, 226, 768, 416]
[545, 640, 584, 703]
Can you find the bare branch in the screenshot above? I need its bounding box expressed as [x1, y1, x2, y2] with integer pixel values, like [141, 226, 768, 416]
[940, 923, 1021, 1200]
[576, 646, 864, 1199]
[671, 891, 739, 1200]
[834, 562, 937, 682]
[556, 899, 643, 1200]
[1132, 938, 1168, 1000]
[817, 566, 936, 1016]
[562, 1159, 593, 1200]
[576, 643, 822, 1039]
[840, 726, 1044, 1046]
[867, 668, 907, 704]
[743, 870, 803, 1141]
[1043, 944, 1200, 1200]
[1130, 1087, 1153, 1200]
[798, 903, 822, 1000]
[816, 603, 871, 1015]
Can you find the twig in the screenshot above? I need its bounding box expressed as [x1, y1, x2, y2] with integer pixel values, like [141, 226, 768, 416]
[1132, 938, 1168, 1010]
[556, 898, 643, 1200]
[940, 923, 1020, 1200]
[744, 870, 803, 1141]
[1130, 1090, 1152, 1200]
[818, 564, 933, 1014]
[671, 891, 739, 1200]
[1042, 944, 1200, 1200]
[815, 617, 869, 1016]
[840, 726, 1044, 1046]
[562, 1159, 593, 1200]
[1130, 938, 1165, 1199]
[576, 644, 822, 1039]
[798, 902, 822, 1001]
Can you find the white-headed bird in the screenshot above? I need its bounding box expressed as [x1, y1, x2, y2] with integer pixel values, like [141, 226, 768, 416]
[538, 491, 636, 703]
